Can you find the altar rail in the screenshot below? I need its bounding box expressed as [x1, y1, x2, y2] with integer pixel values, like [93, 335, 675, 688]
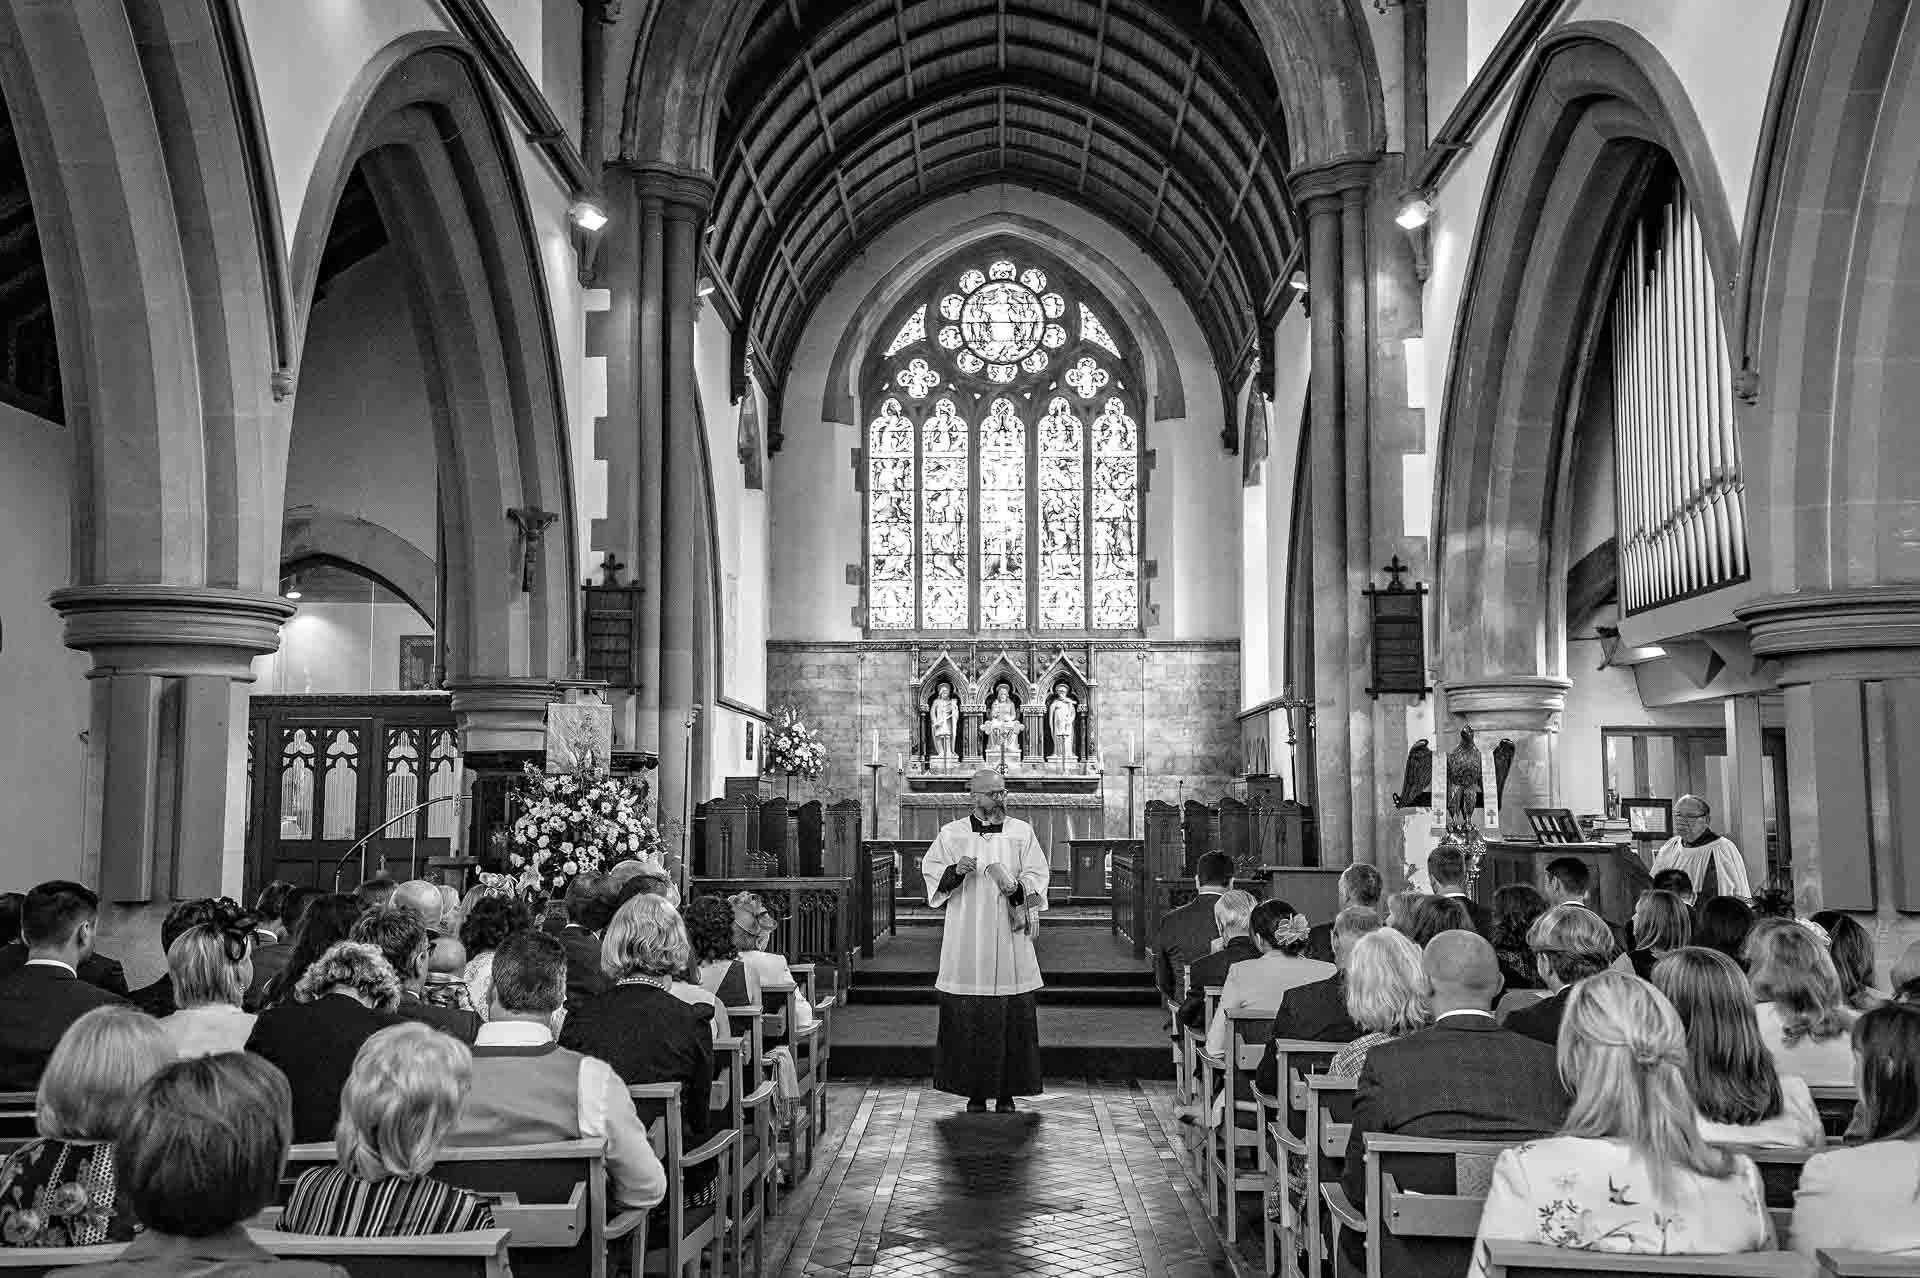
[689, 877, 855, 991]
[859, 850, 897, 958]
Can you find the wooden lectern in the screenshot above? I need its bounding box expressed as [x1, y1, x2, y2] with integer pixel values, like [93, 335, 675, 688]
[1475, 840, 1653, 926]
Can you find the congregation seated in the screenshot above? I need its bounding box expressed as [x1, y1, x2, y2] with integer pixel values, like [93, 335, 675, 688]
[1651, 866, 1697, 909]
[127, 897, 230, 1017]
[1652, 946, 1824, 1147]
[1398, 893, 1475, 946]
[730, 890, 815, 1028]
[1624, 888, 1692, 980]
[684, 894, 760, 1008]
[280, 1023, 495, 1237]
[1747, 917, 1858, 1086]
[59, 1052, 351, 1278]
[1177, 889, 1258, 1031]
[1810, 910, 1887, 1011]
[1306, 863, 1381, 964]
[1694, 894, 1756, 967]
[449, 930, 665, 1210]
[1251, 905, 1376, 1093]
[392, 880, 472, 1013]
[1504, 903, 1616, 1046]
[255, 893, 364, 1011]
[160, 913, 261, 1058]
[1541, 855, 1631, 955]
[349, 907, 480, 1043]
[557, 873, 617, 1013]
[0, 1005, 172, 1247]
[560, 895, 718, 1198]
[0, 881, 126, 1091]
[1465, 972, 1772, 1278]
[609, 858, 680, 909]
[1341, 931, 1568, 1227]
[1325, 927, 1428, 1077]
[1152, 851, 1235, 1002]
[355, 876, 399, 911]
[1383, 890, 1423, 933]
[246, 940, 404, 1143]
[1489, 883, 1549, 996]
[1791, 1001, 1920, 1257]
[1205, 900, 1333, 1057]
[1426, 846, 1492, 936]
[243, 880, 306, 1009]
[457, 892, 531, 1023]
[1894, 940, 1920, 1003]
[0, 887, 128, 998]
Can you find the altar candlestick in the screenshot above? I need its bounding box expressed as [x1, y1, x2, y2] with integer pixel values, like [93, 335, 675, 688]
[1128, 732, 1137, 764]
[870, 728, 879, 765]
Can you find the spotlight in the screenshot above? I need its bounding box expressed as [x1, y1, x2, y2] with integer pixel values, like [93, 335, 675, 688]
[281, 572, 302, 601]
[696, 274, 717, 297]
[1288, 271, 1309, 292]
[569, 198, 609, 232]
[1395, 197, 1433, 230]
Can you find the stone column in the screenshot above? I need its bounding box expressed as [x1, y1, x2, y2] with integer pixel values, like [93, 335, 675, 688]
[50, 585, 293, 901]
[1739, 589, 1920, 920]
[1440, 675, 1573, 840]
[445, 676, 558, 879]
[1722, 696, 1770, 891]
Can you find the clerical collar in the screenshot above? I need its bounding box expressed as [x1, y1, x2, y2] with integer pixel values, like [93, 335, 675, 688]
[970, 816, 1004, 835]
[1686, 827, 1721, 848]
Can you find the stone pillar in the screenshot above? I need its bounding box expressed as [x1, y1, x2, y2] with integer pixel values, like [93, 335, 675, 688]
[1722, 696, 1770, 891]
[50, 585, 293, 901]
[1290, 156, 1378, 866]
[1739, 589, 1920, 922]
[445, 676, 557, 878]
[1440, 676, 1573, 840]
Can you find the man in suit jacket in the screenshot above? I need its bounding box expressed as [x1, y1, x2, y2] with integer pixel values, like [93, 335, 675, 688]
[1543, 854, 1637, 954]
[1253, 905, 1378, 1093]
[558, 872, 618, 1012]
[0, 881, 127, 1089]
[1341, 930, 1569, 1222]
[349, 906, 480, 1042]
[1177, 890, 1260, 1030]
[0, 887, 129, 998]
[1428, 845, 1493, 936]
[242, 881, 305, 1010]
[1153, 851, 1236, 1002]
[1306, 864, 1383, 963]
[1504, 902, 1616, 1046]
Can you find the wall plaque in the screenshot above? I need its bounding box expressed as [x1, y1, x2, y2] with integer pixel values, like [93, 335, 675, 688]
[583, 585, 643, 689]
[1363, 556, 1430, 699]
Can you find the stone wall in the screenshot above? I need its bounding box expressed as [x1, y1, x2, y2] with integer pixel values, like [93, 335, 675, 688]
[764, 640, 1242, 837]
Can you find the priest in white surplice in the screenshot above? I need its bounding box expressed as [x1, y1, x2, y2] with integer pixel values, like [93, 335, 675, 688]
[921, 768, 1050, 1113]
[1650, 794, 1753, 900]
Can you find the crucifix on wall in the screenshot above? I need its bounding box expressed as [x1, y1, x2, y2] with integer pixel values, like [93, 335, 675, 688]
[507, 506, 559, 593]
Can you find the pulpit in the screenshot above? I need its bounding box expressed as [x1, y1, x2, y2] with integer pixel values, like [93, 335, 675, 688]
[1474, 840, 1652, 926]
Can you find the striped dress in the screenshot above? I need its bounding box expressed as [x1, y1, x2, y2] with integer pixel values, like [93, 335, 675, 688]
[279, 1167, 494, 1237]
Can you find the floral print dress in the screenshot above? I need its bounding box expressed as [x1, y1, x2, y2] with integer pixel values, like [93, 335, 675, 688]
[0, 1138, 138, 1248]
[1467, 1136, 1773, 1278]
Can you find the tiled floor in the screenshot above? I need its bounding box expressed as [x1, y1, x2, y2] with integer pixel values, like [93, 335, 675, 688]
[766, 1079, 1253, 1278]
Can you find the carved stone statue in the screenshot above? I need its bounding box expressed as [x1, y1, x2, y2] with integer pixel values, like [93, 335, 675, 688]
[1046, 681, 1078, 763]
[929, 681, 959, 764]
[982, 681, 1023, 764]
[1443, 728, 1517, 825]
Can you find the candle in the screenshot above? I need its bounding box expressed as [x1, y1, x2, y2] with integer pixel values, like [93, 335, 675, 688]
[870, 728, 879, 765]
[896, 751, 904, 772]
[1128, 732, 1137, 764]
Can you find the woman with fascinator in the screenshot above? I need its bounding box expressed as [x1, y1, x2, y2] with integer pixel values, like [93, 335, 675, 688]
[1205, 900, 1334, 1058]
[158, 900, 261, 1057]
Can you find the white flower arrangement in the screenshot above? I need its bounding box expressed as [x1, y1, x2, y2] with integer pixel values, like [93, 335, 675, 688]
[765, 705, 827, 781]
[498, 763, 661, 898]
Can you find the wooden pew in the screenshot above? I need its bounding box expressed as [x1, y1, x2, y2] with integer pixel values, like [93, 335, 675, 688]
[714, 1033, 778, 1278]
[1716, 1145, 1818, 1211]
[1303, 1075, 1359, 1278]
[0, 1229, 514, 1278]
[0, 1091, 34, 1155]
[1197, 1008, 1276, 1245]
[1481, 1241, 1811, 1277]
[630, 1081, 738, 1278]
[1806, 1086, 1858, 1141]
[1258, 1039, 1339, 1278]
[1819, 1251, 1920, 1278]
[1360, 1134, 1516, 1278]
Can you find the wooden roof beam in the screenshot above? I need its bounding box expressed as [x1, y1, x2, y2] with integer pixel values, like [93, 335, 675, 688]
[1076, 1, 1112, 192]
[1199, 134, 1268, 293]
[910, 117, 929, 195]
[893, 0, 916, 97]
[733, 136, 810, 307]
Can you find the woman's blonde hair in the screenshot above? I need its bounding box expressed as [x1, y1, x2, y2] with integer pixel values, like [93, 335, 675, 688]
[292, 940, 403, 1011]
[1746, 918, 1852, 1045]
[602, 893, 692, 979]
[37, 1005, 175, 1142]
[1559, 971, 1737, 1198]
[1343, 928, 1429, 1037]
[335, 1024, 472, 1180]
[1631, 891, 1693, 954]
[168, 924, 252, 1008]
[1213, 890, 1257, 936]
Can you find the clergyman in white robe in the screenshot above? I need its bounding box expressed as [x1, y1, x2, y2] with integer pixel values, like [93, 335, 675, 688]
[921, 769, 1050, 1109]
[1650, 795, 1752, 900]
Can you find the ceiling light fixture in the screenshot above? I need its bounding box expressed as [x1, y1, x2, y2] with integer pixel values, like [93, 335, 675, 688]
[1288, 272, 1308, 292]
[569, 198, 609, 232]
[1395, 197, 1433, 231]
[696, 274, 717, 298]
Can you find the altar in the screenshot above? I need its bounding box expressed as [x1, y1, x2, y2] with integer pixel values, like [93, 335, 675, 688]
[898, 778, 1105, 884]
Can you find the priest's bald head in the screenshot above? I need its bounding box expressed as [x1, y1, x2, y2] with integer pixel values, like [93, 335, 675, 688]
[969, 768, 1008, 823]
[1422, 929, 1503, 1015]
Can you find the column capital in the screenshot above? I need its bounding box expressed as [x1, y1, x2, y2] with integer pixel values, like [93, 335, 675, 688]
[1736, 587, 1920, 682]
[1441, 674, 1573, 732]
[49, 585, 293, 679]
[618, 162, 716, 219]
[446, 676, 559, 754]
[1288, 154, 1381, 208]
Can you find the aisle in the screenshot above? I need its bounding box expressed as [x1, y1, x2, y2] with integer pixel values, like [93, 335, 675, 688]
[766, 1079, 1252, 1278]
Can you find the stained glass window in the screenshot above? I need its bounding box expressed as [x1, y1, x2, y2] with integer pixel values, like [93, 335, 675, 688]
[864, 251, 1142, 633]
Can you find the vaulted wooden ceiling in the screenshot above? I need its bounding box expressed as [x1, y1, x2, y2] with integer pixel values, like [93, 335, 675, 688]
[712, 0, 1297, 399]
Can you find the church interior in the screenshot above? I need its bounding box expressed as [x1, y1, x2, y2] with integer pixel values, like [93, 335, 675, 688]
[3, 0, 1920, 1274]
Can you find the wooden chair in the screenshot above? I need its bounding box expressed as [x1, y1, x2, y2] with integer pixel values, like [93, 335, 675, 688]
[1198, 1008, 1275, 1245]
[1360, 1134, 1516, 1278]
[1257, 1040, 1339, 1278]
[1180, 982, 1222, 1176]
[0, 1091, 35, 1155]
[1302, 1074, 1358, 1278]
[1480, 1241, 1810, 1277]
[285, 1138, 611, 1278]
[761, 980, 818, 1182]
[1819, 1250, 1920, 1278]
[630, 1080, 739, 1278]
[789, 962, 837, 1142]
[1171, 964, 1193, 1101]
[1807, 1086, 1859, 1140]
[714, 1033, 779, 1278]
[0, 1230, 515, 1278]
